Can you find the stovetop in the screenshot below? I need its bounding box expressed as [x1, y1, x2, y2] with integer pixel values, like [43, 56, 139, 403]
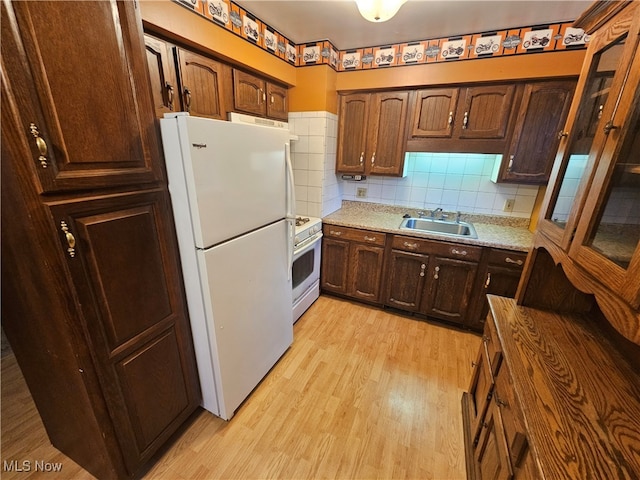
[294, 216, 322, 245]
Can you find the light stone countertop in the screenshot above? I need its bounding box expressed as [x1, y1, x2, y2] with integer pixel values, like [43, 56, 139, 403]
[322, 201, 534, 252]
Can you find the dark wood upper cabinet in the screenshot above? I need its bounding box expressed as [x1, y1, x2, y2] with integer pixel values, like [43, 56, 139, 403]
[2, 0, 164, 193]
[144, 34, 179, 117]
[336, 91, 409, 176]
[176, 47, 229, 120]
[407, 84, 516, 154]
[497, 80, 576, 184]
[232, 69, 289, 120]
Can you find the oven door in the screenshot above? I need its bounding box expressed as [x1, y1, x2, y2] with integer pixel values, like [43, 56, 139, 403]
[292, 232, 322, 305]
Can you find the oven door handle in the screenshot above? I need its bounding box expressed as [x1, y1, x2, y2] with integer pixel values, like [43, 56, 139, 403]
[294, 232, 323, 256]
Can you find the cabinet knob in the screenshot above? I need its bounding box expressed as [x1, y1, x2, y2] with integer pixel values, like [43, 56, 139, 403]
[60, 221, 76, 258]
[507, 155, 514, 172]
[557, 130, 569, 140]
[371, 152, 376, 166]
[462, 111, 469, 129]
[484, 272, 491, 288]
[451, 248, 467, 256]
[603, 121, 619, 135]
[359, 152, 364, 165]
[183, 88, 192, 112]
[447, 111, 453, 126]
[29, 123, 49, 169]
[165, 82, 174, 109]
[403, 242, 418, 249]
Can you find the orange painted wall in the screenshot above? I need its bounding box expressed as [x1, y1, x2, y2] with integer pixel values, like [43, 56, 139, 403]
[289, 66, 338, 113]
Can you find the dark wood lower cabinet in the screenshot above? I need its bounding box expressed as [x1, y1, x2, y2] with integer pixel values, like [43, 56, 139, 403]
[321, 226, 386, 304]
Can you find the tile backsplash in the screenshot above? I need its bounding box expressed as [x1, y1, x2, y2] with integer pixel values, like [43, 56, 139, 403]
[289, 113, 539, 219]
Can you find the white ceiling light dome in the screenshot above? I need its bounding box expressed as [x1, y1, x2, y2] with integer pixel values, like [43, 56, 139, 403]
[355, 0, 408, 23]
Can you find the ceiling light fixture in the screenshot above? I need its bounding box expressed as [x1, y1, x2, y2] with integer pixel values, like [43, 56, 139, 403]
[355, 0, 407, 23]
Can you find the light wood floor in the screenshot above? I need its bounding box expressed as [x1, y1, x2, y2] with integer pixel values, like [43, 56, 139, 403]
[1, 295, 481, 479]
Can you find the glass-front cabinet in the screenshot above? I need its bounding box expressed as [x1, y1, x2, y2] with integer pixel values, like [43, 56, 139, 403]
[537, 1, 640, 309]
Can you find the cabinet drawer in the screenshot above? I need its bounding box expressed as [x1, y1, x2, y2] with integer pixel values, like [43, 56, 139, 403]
[488, 249, 527, 269]
[324, 225, 386, 246]
[392, 235, 482, 261]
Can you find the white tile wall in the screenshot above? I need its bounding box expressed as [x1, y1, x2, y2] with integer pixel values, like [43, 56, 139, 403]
[550, 154, 587, 222]
[288, 111, 341, 218]
[341, 152, 540, 218]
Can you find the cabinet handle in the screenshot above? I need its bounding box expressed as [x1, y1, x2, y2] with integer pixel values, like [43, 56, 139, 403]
[597, 104, 604, 120]
[363, 236, 376, 242]
[471, 361, 478, 367]
[451, 248, 467, 256]
[495, 395, 508, 407]
[183, 88, 192, 112]
[505, 257, 523, 266]
[262, 89, 266, 102]
[419, 263, 426, 277]
[434, 266, 440, 280]
[484, 272, 491, 288]
[557, 130, 568, 140]
[29, 123, 49, 169]
[482, 334, 490, 344]
[447, 111, 453, 126]
[330, 230, 342, 236]
[166, 82, 174, 109]
[60, 221, 76, 258]
[462, 111, 469, 129]
[403, 242, 418, 249]
[507, 155, 514, 172]
[359, 152, 364, 165]
[371, 152, 376, 166]
[270, 94, 275, 104]
[603, 121, 619, 135]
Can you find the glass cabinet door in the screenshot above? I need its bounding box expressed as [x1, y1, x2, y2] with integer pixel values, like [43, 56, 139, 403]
[541, 33, 630, 248]
[570, 48, 640, 308]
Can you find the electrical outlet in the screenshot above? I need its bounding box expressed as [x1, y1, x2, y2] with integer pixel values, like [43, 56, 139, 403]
[503, 198, 515, 212]
[356, 187, 367, 198]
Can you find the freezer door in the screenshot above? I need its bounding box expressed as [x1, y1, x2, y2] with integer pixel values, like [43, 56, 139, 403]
[167, 115, 290, 248]
[197, 220, 293, 419]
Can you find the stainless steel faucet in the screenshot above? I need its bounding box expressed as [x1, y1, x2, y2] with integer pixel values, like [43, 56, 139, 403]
[431, 207, 443, 219]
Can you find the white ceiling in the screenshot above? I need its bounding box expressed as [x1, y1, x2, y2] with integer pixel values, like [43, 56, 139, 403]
[234, 0, 594, 50]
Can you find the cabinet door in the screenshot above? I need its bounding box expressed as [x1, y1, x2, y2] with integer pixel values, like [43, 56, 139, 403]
[410, 88, 459, 138]
[367, 91, 410, 176]
[47, 188, 200, 473]
[467, 344, 494, 443]
[337, 93, 369, 174]
[349, 244, 385, 303]
[1, 0, 163, 193]
[501, 81, 576, 183]
[456, 85, 515, 139]
[233, 69, 266, 117]
[321, 237, 350, 294]
[422, 256, 478, 325]
[570, 47, 640, 309]
[176, 48, 228, 120]
[475, 400, 514, 480]
[266, 83, 288, 120]
[384, 250, 428, 312]
[144, 34, 178, 117]
[475, 266, 523, 328]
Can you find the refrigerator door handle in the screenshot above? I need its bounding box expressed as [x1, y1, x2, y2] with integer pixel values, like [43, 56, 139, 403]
[285, 142, 296, 280]
[285, 142, 296, 220]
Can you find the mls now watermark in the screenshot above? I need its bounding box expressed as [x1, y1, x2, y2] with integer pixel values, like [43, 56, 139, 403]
[3, 459, 63, 473]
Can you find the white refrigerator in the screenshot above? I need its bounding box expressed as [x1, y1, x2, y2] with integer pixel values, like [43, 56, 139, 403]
[160, 113, 295, 420]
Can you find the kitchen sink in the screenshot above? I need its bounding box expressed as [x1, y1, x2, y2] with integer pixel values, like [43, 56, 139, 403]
[399, 217, 478, 238]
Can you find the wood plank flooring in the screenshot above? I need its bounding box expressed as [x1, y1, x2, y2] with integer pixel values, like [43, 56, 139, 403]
[1, 295, 480, 479]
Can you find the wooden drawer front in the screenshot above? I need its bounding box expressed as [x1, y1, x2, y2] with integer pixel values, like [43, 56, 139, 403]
[324, 225, 386, 246]
[488, 249, 527, 269]
[484, 312, 503, 377]
[392, 235, 482, 260]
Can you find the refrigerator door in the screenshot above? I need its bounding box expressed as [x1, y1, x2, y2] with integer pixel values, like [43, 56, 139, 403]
[196, 220, 293, 419]
[163, 114, 291, 249]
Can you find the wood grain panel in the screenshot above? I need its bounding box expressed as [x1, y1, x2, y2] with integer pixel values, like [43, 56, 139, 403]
[411, 88, 458, 138]
[177, 48, 226, 119]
